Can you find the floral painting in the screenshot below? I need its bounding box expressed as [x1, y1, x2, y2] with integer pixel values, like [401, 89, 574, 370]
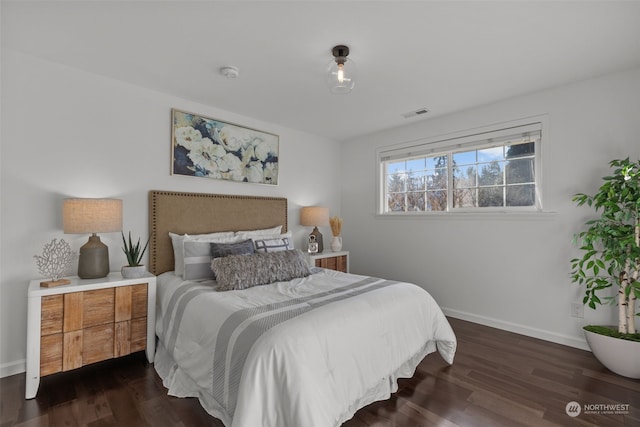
[172, 109, 279, 185]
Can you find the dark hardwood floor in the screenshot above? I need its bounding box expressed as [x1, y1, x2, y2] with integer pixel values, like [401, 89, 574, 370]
[2, 318, 638, 426]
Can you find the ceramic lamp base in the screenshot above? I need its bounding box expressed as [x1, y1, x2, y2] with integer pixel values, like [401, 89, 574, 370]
[78, 234, 110, 279]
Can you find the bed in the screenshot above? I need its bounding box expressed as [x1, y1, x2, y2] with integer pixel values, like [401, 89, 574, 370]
[149, 190, 457, 427]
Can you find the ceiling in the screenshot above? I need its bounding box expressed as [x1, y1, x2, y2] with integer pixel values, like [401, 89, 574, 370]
[3, 1, 640, 142]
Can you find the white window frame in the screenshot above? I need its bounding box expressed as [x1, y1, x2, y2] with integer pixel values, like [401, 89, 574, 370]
[376, 117, 547, 215]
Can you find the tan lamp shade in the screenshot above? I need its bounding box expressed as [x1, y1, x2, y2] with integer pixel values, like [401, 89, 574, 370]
[63, 198, 122, 279]
[300, 206, 329, 227]
[63, 198, 123, 234]
[300, 206, 329, 253]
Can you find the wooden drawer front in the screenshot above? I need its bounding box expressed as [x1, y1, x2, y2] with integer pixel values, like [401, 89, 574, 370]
[40, 333, 62, 376]
[41, 295, 63, 336]
[83, 289, 114, 328]
[315, 257, 335, 270]
[115, 283, 147, 322]
[83, 324, 114, 365]
[114, 317, 147, 357]
[40, 283, 148, 377]
[315, 256, 347, 272]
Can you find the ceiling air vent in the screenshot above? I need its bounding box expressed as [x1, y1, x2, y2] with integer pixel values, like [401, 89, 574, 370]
[401, 108, 429, 119]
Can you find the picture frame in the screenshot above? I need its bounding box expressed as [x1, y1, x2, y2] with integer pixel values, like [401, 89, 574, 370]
[171, 109, 279, 185]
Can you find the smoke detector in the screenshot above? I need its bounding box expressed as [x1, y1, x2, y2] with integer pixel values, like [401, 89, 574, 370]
[220, 66, 240, 79]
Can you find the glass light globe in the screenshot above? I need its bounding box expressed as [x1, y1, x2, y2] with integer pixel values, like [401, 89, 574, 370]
[327, 57, 357, 94]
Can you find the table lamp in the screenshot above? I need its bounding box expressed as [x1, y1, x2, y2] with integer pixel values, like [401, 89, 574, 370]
[300, 206, 329, 253]
[63, 198, 123, 279]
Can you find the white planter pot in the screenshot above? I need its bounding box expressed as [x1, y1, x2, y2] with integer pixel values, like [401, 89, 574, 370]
[584, 328, 640, 379]
[121, 265, 146, 279]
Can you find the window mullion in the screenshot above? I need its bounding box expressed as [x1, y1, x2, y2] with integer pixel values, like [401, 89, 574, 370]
[447, 152, 453, 211]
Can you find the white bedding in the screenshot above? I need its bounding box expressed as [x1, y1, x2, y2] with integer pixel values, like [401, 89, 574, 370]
[154, 268, 456, 427]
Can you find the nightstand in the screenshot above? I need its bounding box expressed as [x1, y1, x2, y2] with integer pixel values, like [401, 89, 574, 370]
[25, 272, 156, 399]
[309, 251, 349, 273]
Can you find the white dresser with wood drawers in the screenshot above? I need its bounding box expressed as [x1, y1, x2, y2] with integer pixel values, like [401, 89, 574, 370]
[25, 272, 156, 399]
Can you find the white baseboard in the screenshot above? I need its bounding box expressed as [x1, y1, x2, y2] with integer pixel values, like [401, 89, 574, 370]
[442, 307, 590, 351]
[1, 359, 25, 379]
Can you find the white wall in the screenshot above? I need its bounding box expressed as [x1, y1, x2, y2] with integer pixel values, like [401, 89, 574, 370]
[0, 49, 342, 377]
[341, 67, 640, 350]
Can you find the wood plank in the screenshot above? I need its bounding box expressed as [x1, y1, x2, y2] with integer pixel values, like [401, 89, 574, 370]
[336, 255, 347, 272]
[62, 330, 83, 371]
[83, 324, 113, 365]
[83, 288, 114, 328]
[40, 333, 63, 376]
[115, 286, 132, 322]
[130, 317, 147, 353]
[63, 292, 83, 332]
[317, 257, 337, 270]
[131, 283, 148, 319]
[41, 295, 63, 336]
[114, 321, 131, 357]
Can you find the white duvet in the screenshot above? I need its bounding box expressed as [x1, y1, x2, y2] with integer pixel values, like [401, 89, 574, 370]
[154, 268, 456, 427]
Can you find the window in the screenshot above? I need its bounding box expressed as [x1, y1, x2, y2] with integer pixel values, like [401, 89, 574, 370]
[379, 122, 542, 214]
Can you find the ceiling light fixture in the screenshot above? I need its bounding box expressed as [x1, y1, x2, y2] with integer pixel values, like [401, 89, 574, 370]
[220, 66, 240, 79]
[327, 45, 356, 94]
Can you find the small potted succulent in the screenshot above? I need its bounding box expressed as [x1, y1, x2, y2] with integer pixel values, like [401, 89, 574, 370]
[570, 157, 640, 378]
[121, 231, 149, 279]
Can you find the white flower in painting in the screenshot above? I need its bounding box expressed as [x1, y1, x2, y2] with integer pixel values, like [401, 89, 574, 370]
[246, 161, 264, 183]
[217, 152, 242, 172]
[209, 127, 223, 145]
[219, 126, 253, 152]
[187, 138, 219, 171]
[254, 140, 274, 162]
[208, 169, 222, 179]
[242, 145, 255, 164]
[228, 169, 245, 182]
[209, 143, 226, 159]
[175, 126, 202, 150]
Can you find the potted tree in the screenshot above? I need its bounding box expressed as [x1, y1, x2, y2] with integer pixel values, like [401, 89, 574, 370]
[570, 158, 640, 378]
[121, 231, 149, 279]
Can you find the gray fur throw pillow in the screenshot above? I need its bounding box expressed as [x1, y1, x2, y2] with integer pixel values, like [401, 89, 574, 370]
[213, 249, 311, 291]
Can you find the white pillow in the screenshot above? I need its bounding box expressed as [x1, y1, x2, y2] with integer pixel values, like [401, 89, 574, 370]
[235, 225, 283, 240]
[169, 231, 235, 276]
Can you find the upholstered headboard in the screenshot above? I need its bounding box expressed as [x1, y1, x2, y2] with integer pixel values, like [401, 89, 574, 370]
[148, 190, 288, 275]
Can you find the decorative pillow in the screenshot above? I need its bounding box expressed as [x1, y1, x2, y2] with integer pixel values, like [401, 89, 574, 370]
[183, 239, 254, 281]
[213, 249, 311, 291]
[169, 231, 235, 276]
[234, 225, 283, 240]
[253, 233, 293, 253]
[210, 239, 256, 258]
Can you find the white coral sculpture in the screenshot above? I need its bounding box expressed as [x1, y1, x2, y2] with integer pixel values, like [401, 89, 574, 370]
[34, 238, 75, 281]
